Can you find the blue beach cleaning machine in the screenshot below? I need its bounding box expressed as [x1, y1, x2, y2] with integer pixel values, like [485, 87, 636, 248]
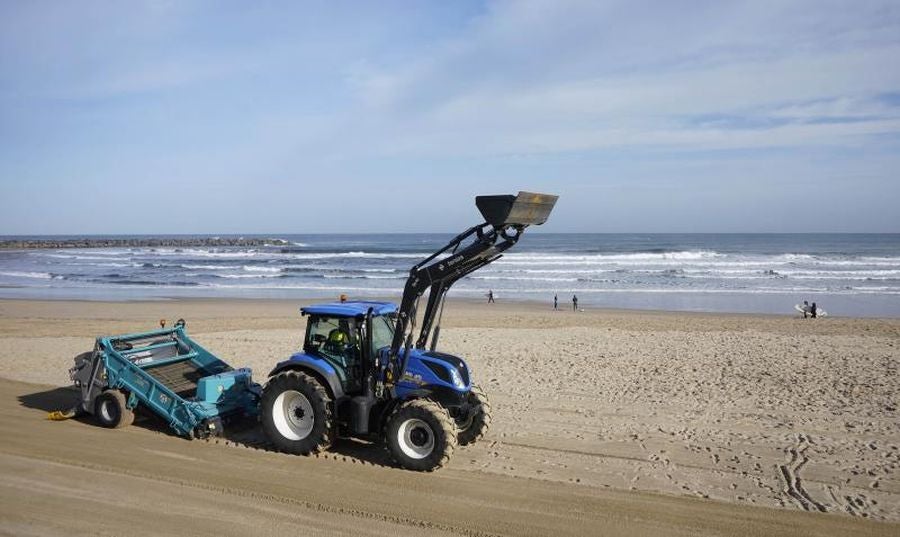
[59, 191, 558, 472]
[68, 319, 260, 438]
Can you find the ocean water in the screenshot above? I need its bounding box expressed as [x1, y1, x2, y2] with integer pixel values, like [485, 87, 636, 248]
[1, 234, 898, 317]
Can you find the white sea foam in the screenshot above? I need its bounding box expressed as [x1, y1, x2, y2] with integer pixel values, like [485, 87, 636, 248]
[804, 259, 900, 267]
[44, 254, 125, 261]
[65, 249, 133, 256]
[470, 275, 580, 282]
[503, 250, 724, 262]
[180, 264, 240, 270]
[322, 274, 400, 280]
[204, 283, 396, 291]
[146, 248, 263, 258]
[215, 273, 282, 279]
[91, 262, 136, 268]
[286, 252, 429, 260]
[184, 251, 263, 258]
[778, 269, 900, 277]
[243, 265, 282, 273]
[0, 271, 53, 279]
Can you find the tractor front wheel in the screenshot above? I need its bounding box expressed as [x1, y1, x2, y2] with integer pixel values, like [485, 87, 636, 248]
[385, 399, 457, 471]
[260, 371, 334, 455]
[94, 389, 134, 429]
[457, 383, 492, 446]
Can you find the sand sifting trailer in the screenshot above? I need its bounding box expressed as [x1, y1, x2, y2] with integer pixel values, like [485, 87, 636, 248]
[68, 320, 261, 437]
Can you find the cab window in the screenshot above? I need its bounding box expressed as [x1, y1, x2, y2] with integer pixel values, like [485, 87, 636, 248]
[370, 314, 395, 354]
[305, 316, 360, 368]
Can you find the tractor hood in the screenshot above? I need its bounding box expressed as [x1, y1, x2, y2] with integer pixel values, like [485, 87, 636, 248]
[396, 348, 471, 392]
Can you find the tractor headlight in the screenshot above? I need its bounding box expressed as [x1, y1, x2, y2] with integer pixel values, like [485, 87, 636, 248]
[449, 367, 465, 389]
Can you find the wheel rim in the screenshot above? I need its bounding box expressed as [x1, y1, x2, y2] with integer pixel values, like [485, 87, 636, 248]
[397, 418, 435, 460]
[99, 399, 114, 422]
[272, 390, 314, 441]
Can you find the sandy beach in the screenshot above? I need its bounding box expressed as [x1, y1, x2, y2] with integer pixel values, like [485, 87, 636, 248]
[1, 297, 898, 536]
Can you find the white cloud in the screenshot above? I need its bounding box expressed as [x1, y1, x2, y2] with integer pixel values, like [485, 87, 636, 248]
[339, 0, 900, 158]
[1, 0, 899, 232]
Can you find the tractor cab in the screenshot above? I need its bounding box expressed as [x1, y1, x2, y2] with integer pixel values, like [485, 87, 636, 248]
[297, 301, 397, 394]
[303, 315, 361, 390]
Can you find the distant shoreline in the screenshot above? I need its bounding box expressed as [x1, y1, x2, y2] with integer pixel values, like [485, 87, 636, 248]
[1, 295, 896, 320]
[0, 237, 290, 250]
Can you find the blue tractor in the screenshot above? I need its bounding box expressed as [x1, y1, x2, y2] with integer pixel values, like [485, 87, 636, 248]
[259, 192, 558, 471]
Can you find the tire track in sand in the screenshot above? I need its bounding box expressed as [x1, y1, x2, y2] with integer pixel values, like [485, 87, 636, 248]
[778, 433, 827, 513]
[1, 450, 499, 537]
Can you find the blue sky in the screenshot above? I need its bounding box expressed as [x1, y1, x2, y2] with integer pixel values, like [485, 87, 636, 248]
[1, 0, 899, 234]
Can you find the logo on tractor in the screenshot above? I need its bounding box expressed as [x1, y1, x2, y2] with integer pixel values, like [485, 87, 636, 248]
[401, 373, 426, 386]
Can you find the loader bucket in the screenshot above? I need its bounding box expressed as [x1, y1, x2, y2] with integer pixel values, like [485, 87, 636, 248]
[476, 191, 559, 227]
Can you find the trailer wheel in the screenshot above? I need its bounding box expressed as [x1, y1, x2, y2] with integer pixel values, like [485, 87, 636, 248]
[457, 383, 492, 446]
[260, 371, 333, 455]
[385, 399, 457, 472]
[94, 390, 134, 429]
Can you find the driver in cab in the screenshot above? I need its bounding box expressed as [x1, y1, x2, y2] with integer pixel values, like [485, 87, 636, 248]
[324, 326, 359, 369]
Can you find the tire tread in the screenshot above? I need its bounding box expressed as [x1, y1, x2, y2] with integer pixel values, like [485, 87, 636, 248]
[95, 389, 134, 429]
[458, 383, 492, 446]
[385, 398, 457, 471]
[260, 371, 334, 455]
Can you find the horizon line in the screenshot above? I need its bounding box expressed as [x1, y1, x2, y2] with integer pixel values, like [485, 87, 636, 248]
[2, 231, 899, 237]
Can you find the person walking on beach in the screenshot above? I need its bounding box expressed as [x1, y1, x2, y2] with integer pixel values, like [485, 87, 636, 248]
[487, 290, 495, 303]
[572, 294, 578, 312]
[553, 294, 558, 310]
[810, 302, 818, 318]
[802, 300, 810, 318]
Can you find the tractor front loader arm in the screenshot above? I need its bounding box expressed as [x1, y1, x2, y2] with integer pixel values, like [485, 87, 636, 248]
[386, 192, 558, 383]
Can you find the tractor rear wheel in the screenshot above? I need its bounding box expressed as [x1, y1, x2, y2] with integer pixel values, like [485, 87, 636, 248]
[457, 383, 492, 446]
[260, 371, 334, 455]
[94, 389, 134, 429]
[385, 399, 457, 471]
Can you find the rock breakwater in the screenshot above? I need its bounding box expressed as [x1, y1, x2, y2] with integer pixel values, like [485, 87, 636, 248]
[0, 237, 289, 250]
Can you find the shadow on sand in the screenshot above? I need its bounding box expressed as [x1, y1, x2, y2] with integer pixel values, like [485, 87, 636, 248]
[18, 386, 396, 467]
[18, 385, 81, 413]
[17, 386, 187, 438]
[213, 419, 396, 468]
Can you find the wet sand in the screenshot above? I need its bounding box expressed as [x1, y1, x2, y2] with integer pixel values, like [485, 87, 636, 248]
[1, 298, 898, 535]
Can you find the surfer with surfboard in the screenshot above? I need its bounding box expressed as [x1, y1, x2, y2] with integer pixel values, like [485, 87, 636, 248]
[794, 301, 827, 318]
